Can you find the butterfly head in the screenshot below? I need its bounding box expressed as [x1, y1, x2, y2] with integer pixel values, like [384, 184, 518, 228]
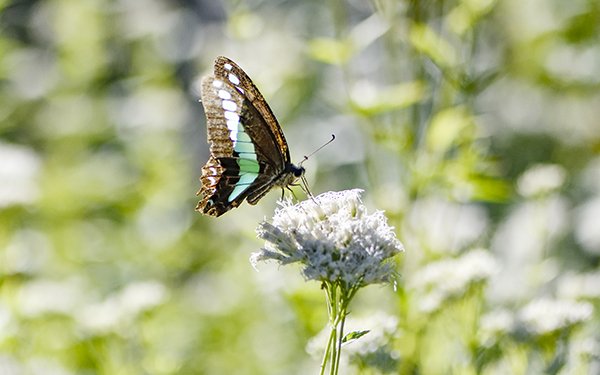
[283, 163, 313, 198]
[278, 163, 305, 190]
[290, 164, 305, 178]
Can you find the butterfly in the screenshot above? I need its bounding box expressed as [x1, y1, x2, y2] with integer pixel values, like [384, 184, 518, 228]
[196, 56, 305, 217]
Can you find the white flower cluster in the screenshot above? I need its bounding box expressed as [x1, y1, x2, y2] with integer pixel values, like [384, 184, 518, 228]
[517, 298, 593, 336]
[251, 189, 404, 287]
[409, 249, 498, 312]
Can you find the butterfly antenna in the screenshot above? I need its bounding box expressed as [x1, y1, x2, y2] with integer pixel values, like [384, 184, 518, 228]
[299, 134, 335, 167]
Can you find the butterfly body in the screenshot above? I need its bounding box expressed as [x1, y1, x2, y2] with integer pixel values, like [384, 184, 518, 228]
[196, 56, 303, 217]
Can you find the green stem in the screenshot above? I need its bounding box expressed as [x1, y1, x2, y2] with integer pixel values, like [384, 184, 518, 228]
[319, 322, 335, 375]
[319, 283, 334, 375]
[319, 281, 360, 375]
[329, 322, 338, 375]
[332, 309, 347, 374]
[329, 283, 340, 375]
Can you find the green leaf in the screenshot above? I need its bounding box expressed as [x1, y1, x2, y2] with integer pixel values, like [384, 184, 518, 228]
[342, 330, 370, 344]
[409, 23, 457, 68]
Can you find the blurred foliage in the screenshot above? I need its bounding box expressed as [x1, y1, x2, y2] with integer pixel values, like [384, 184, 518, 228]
[1, 0, 600, 374]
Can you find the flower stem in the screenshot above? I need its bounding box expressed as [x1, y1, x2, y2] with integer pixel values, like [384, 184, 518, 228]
[319, 281, 359, 375]
[319, 322, 335, 375]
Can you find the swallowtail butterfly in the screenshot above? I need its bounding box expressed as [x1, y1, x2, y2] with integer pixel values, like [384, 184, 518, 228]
[196, 56, 304, 217]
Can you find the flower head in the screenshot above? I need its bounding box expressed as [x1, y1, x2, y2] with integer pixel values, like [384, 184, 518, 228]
[251, 189, 404, 287]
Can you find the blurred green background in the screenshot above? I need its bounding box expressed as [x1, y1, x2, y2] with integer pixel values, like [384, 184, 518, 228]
[1, 0, 600, 374]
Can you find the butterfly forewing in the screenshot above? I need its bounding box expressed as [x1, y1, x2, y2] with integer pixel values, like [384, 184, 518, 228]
[212, 56, 291, 164]
[196, 56, 301, 217]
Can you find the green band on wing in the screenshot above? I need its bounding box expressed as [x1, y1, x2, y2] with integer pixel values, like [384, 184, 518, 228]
[234, 141, 255, 154]
[226, 119, 261, 202]
[237, 158, 260, 173]
[236, 131, 252, 143]
[228, 172, 259, 202]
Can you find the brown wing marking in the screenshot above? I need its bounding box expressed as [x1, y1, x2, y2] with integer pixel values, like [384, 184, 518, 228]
[196, 156, 245, 217]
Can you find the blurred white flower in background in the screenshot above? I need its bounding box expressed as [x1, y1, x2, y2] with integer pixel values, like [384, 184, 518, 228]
[575, 157, 600, 257]
[76, 280, 168, 333]
[0, 142, 41, 207]
[306, 312, 399, 356]
[567, 338, 600, 373]
[4, 230, 52, 275]
[409, 249, 498, 313]
[480, 309, 514, 345]
[108, 87, 190, 135]
[489, 195, 568, 303]
[5, 48, 58, 99]
[517, 163, 566, 197]
[558, 272, 600, 300]
[18, 278, 87, 317]
[575, 197, 600, 256]
[0, 355, 22, 375]
[26, 357, 73, 375]
[306, 312, 400, 372]
[18, 278, 168, 334]
[0, 355, 73, 375]
[403, 197, 488, 256]
[517, 298, 593, 336]
[0, 303, 15, 342]
[342, 313, 399, 357]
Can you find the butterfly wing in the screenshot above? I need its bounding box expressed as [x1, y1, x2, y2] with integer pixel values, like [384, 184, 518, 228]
[213, 56, 292, 164]
[196, 57, 293, 217]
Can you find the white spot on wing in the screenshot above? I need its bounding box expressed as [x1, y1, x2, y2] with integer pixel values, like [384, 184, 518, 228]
[222, 100, 237, 111]
[224, 111, 239, 121]
[227, 119, 239, 132]
[212, 80, 223, 88]
[218, 89, 231, 100]
[224, 63, 233, 71]
[228, 73, 240, 85]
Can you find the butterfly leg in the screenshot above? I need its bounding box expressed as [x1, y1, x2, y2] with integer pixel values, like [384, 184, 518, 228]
[285, 186, 299, 201]
[300, 175, 314, 198]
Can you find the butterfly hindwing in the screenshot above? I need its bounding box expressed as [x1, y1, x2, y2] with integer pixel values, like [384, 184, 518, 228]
[196, 56, 303, 217]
